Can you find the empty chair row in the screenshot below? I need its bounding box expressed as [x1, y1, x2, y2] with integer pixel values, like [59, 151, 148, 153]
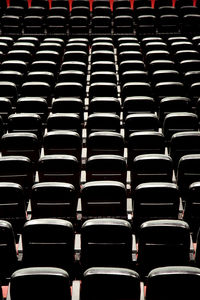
[0, 217, 198, 282]
[4, 265, 200, 300]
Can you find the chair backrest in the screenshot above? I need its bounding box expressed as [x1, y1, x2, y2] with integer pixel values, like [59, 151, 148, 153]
[0, 156, 34, 191]
[31, 182, 77, 220]
[81, 219, 133, 269]
[87, 132, 124, 157]
[131, 154, 173, 190]
[22, 219, 74, 272]
[81, 267, 141, 300]
[0, 220, 17, 281]
[137, 219, 191, 276]
[9, 267, 71, 300]
[43, 130, 82, 161]
[38, 154, 80, 189]
[184, 180, 200, 233]
[1, 132, 40, 164]
[0, 182, 26, 234]
[81, 181, 127, 218]
[170, 131, 200, 170]
[177, 154, 200, 199]
[86, 154, 127, 183]
[133, 182, 180, 230]
[146, 266, 200, 300]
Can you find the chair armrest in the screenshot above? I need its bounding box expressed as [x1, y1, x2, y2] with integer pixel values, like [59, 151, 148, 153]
[127, 198, 133, 220]
[76, 198, 82, 221]
[190, 234, 195, 262]
[6, 284, 10, 300]
[72, 281, 81, 300]
[132, 234, 137, 262]
[27, 200, 32, 214]
[140, 282, 144, 300]
[77, 198, 82, 213]
[178, 197, 184, 219]
[75, 234, 81, 261]
[17, 234, 23, 262]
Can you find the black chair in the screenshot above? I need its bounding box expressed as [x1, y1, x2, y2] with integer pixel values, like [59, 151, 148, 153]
[16, 97, 49, 124]
[137, 219, 191, 277]
[0, 82, 17, 106]
[31, 182, 77, 223]
[64, 50, 88, 64]
[46, 15, 67, 33]
[80, 219, 133, 270]
[89, 83, 118, 100]
[26, 71, 55, 88]
[122, 82, 152, 101]
[91, 50, 115, 63]
[119, 61, 145, 76]
[118, 42, 140, 53]
[87, 132, 124, 157]
[38, 154, 80, 190]
[169, 131, 200, 171]
[86, 155, 127, 184]
[88, 98, 120, 116]
[146, 266, 200, 300]
[22, 219, 75, 276]
[177, 154, 200, 200]
[0, 71, 23, 88]
[54, 82, 84, 100]
[1, 15, 22, 34]
[123, 96, 155, 120]
[47, 113, 82, 137]
[91, 61, 116, 73]
[90, 72, 117, 85]
[30, 61, 57, 75]
[43, 131, 82, 162]
[182, 14, 200, 33]
[184, 182, 200, 239]
[69, 16, 89, 34]
[159, 96, 192, 125]
[113, 15, 134, 33]
[80, 181, 128, 220]
[61, 61, 87, 74]
[1, 60, 27, 75]
[21, 82, 51, 105]
[0, 220, 18, 284]
[91, 16, 111, 33]
[133, 182, 180, 232]
[120, 71, 148, 86]
[127, 131, 165, 167]
[8, 113, 43, 141]
[124, 113, 159, 141]
[8, 267, 71, 300]
[158, 14, 179, 33]
[0, 156, 34, 193]
[58, 70, 86, 87]
[12, 40, 36, 54]
[0, 182, 26, 235]
[52, 98, 84, 123]
[87, 113, 120, 136]
[136, 15, 156, 34]
[151, 70, 181, 87]
[35, 50, 60, 65]
[1, 132, 40, 164]
[146, 50, 170, 64]
[131, 154, 173, 190]
[80, 267, 141, 300]
[0, 97, 12, 125]
[163, 112, 198, 143]
[66, 42, 88, 53]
